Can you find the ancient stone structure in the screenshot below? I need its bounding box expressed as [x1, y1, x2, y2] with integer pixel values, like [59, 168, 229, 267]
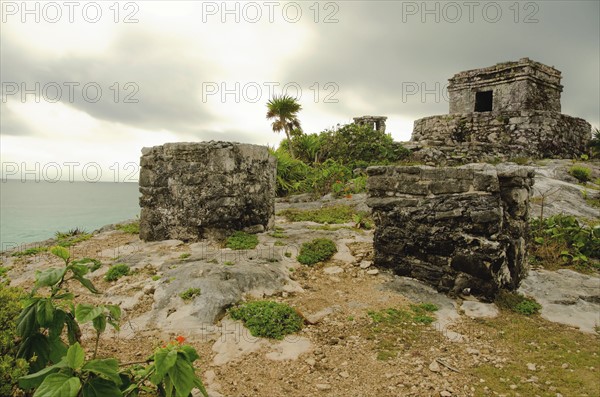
[410, 58, 591, 164]
[139, 142, 276, 242]
[367, 164, 534, 299]
[353, 115, 387, 132]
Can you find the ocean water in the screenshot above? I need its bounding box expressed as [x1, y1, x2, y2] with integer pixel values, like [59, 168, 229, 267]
[0, 180, 140, 250]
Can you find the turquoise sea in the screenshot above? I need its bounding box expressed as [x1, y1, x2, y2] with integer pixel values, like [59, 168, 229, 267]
[0, 180, 140, 250]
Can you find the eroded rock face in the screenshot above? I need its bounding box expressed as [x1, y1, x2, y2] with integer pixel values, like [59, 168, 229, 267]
[367, 164, 534, 300]
[139, 142, 276, 242]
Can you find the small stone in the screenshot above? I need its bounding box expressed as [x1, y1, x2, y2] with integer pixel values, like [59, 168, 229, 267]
[324, 266, 343, 275]
[316, 384, 331, 391]
[440, 391, 452, 397]
[526, 362, 537, 371]
[366, 269, 379, 275]
[561, 363, 569, 369]
[339, 371, 350, 378]
[305, 358, 316, 366]
[509, 384, 517, 390]
[429, 360, 441, 373]
[359, 261, 372, 269]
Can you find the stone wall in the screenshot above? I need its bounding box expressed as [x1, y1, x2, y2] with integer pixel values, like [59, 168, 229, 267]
[410, 110, 591, 164]
[448, 58, 562, 113]
[353, 115, 387, 132]
[366, 164, 534, 300]
[139, 142, 276, 242]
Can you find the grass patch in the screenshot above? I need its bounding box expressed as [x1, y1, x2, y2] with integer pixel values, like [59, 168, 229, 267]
[104, 263, 130, 281]
[469, 313, 600, 396]
[366, 304, 439, 361]
[229, 301, 304, 340]
[179, 287, 201, 301]
[179, 253, 191, 260]
[297, 238, 337, 265]
[224, 261, 235, 266]
[278, 205, 362, 224]
[569, 165, 592, 183]
[495, 291, 542, 315]
[116, 221, 140, 234]
[225, 231, 259, 250]
[269, 230, 287, 238]
[12, 246, 48, 257]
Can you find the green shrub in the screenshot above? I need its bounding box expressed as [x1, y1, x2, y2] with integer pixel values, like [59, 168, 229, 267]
[496, 291, 542, 315]
[104, 263, 130, 281]
[0, 285, 29, 396]
[225, 231, 259, 250]
[271, 148, 311, 196]
[116, 221, 140, 234]
[297, 238, 337, 265]
[179, 287, 201, 301]
[229, 301, 304, 339]
[530, 215, 599, 271]
[569, 165, 592, 183]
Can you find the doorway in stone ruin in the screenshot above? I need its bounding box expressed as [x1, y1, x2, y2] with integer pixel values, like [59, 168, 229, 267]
[475, 90, 493, 112]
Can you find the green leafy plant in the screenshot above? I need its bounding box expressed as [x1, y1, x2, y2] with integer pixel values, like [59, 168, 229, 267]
[179, 288, 201, 301]
[0, 284, 29, 396]
[179, 253, 191, 260]
[14, 247, 209, 397]
[229, 301, 304, 340]
[225, 231, 259, 250]
[297, 238, 337, 265]
[569, 165, 592, 183]
[530, 215, 599, 272]
[104, 264, 130, 282]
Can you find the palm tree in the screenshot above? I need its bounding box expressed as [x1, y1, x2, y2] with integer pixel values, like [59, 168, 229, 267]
[266, 95, 302, 158]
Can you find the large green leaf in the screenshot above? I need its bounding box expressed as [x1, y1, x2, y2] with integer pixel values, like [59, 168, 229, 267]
[82, 377, 123, 397]
[34, 373, 80, 397]
[167, 355, 195, 397]
[68, 263, 90, 277]
[48, 309, 67, 339]
[17, 301, 39, 337]
[75, 304, 103, 323]
[50, 246, 71, 262]
[65, 342, 85, 370]
[179, 345, 199, 362]
[35, 268, 67, 289]
[36, 299, 56, 327]
[93, 315, 107, 334]
[48, 337, 68, 364]
[73, 274, 99, 294]
[82, 359, 121, 385]
[153, 349, 178, 382]
[18, 360, 68, 390]
[18, 333, 50, 372]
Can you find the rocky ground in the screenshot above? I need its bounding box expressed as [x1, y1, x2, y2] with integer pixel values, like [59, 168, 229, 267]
[2, 160, 599, 397]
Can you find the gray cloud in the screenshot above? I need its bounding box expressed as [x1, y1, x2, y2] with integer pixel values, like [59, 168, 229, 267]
[280, 1, 599, 130]
[0, 104, 34, 136]
[1, 28, 216, 135]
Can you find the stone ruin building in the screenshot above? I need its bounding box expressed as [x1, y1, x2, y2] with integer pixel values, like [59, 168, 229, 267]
[410, 58, 591, 164]
[367, 163, 534, 300]
[139, 142, 276, 242]
[353, 115, 387, 132]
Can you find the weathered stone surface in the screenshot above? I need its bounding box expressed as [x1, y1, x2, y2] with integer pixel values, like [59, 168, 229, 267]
[367, 164, 534, 300]
[139, 141, 276, 241]
[409, 58, 591, 164]
[353, 115, 387, 132]
[448, 58, 562, 113]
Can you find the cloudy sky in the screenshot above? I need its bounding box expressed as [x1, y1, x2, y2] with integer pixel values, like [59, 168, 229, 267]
[1, 0, 599, 181]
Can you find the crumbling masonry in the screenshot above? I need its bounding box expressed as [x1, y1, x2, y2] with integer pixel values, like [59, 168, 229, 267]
[410, 58, 591, 164]
[139, 142, 276, 242]
[367, 164, 534, 300]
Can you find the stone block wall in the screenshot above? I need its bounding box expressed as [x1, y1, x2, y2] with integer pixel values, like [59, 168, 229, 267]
[410, 110, 591, 164]
[367, 164, 534, 300]
[448, 58, 563, 113]
[139, 142, 276, 242]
